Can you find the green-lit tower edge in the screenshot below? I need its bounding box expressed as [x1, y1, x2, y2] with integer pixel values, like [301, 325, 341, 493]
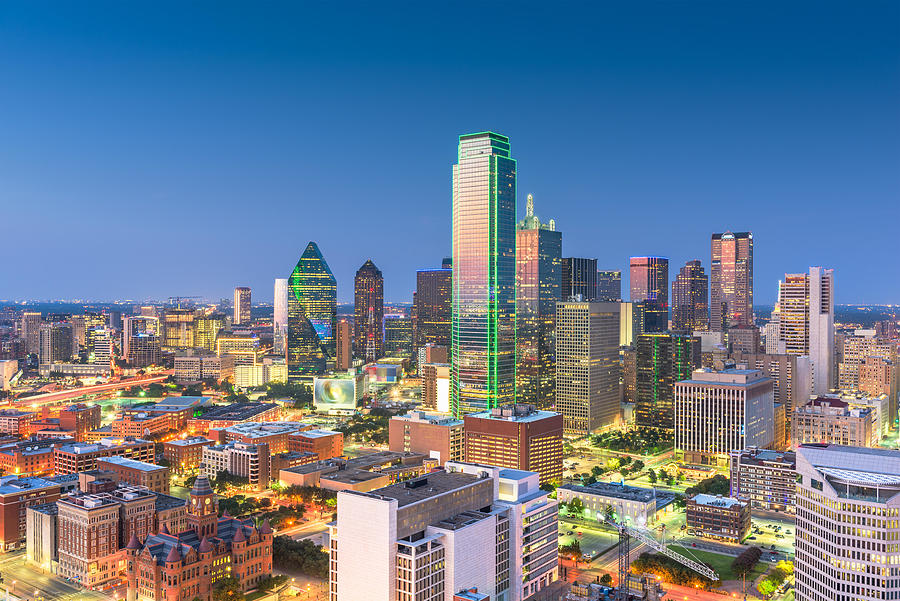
[286, 241, 336, 381]
[450, 131, 517, 417]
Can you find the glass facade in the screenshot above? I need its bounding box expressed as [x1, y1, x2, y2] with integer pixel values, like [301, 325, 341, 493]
[710, 231, 753, 331]
[596, 270, 622, 302]
[353, 259, 384, 362]
[414, 268, 451, 349]
[516, 194, 562, 408]
[629, 256, 669, 332]
[671, 259, 709, 332]
[561, 258, 597, 301]
[287, 241, 337, 380]
[451, 132, 517, 416]
[635, 332, 700, 430]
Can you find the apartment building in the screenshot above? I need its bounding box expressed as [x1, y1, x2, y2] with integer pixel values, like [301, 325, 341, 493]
[685, 494, 750, 542]
[728, 448, 796, 514]
[791, 398, 875, 449]
[388, 411, 464, 465]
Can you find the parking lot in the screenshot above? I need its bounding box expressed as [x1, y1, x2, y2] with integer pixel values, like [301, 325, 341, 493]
[558, 518, 620, 560]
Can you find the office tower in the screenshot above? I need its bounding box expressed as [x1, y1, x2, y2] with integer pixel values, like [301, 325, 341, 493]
[671, 260, 709, 332]
[39, 322, 73, 366]
[192, 313, 225, 352]
[596, 270, 622, 301]
[728, 326, 760, 355]
[674, 368, 774, 466]
[838, 332, 898, 391]
[215, 331, 260, 367]
[273, 278, 288, 354]
[233, 286, 251, 325]
[775, 267, 835, 395]
[414, 267, 452, 350]
[731, 351, 812, 418]
[106, 310, 123, 331]
[561, 257, 597, 301]
[635, 332, 701, 430]
[630, 256, 669, 332]
[794, 445, 900, 601]
[383, 315, 413, 359]
[463, 404, 563, 484]
[90, 328, 112, 370]
[710, 231, 753, 331]
[330, 463, 558, 601]
[623, 346, 637, 404]
[729, 448, 797, 514]
[516, 194, 562, 408]
[161, 307, 195, 350]
[619, 300, 647, 347]
[354, 260, 384, 362]
[859, 356, 899, 410]
[556, 301, 621, 434]
[791, 397, 874, 448]
[123, 316, 160, 367]
[335, 318, 352, 371]
[287, 241, 337, 380]
[451, 132, 517, 416]
[21, 312, 41, 355]
[388, 411, 464, 465]
[421, 363, 451, 412]
[418, 343, 448, 366]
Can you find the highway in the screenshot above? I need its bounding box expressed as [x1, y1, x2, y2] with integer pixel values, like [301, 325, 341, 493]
[9, 374, 170, 408]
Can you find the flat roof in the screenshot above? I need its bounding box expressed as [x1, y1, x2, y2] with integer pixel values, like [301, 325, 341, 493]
[798, 444, 900, 483]
[321, 469, 386, 484]
[560, 481, 658, 504]
[498, 468, 534, 481]
[199, 402, 279, 421]
[690, 494, 745, 508]
[98, 456, 166, 472]
[354, 471, 482, 508]
[0, 476, 59, 495]
[220, 421, 309, 437]
[155, 493, 188, 511]
[466, 405, 559, 423]
[166, 436, 214, 447]
[293, 429, 341, 438]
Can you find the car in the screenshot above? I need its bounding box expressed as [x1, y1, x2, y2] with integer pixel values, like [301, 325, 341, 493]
[692, 543, 697, 547]
[748, 536, 757, 540]
[567, 531, 573, 535]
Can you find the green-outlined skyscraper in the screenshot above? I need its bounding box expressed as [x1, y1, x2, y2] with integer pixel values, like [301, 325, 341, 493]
[287, 241, 337, 381]
[451, 132, 517, 416]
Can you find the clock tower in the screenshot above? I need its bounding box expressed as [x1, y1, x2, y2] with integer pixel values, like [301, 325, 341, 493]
[187, 474, 219, 538]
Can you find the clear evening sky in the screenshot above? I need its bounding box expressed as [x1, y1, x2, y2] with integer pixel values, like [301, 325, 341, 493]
[2, 2, 898, 304]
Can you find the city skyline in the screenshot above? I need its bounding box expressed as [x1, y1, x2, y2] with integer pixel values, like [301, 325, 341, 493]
[2, 3, 898, 304]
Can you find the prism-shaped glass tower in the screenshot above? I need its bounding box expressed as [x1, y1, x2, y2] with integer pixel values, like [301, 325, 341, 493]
[287, 241, 337, 380]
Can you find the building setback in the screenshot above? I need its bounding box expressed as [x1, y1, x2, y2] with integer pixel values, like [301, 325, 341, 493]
[710, 231, 753, 331]
[791, 397, 874, 449]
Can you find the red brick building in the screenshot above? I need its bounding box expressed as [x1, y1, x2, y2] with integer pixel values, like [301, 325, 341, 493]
[54, 438, 155, 474]
[463, 404, 563, 484]
[0, 476, 62, 551]
[388, 412, 464, 465]
[125, 475, 273, 601]
[0, 439, 69, 477]
[288, 429, 344, 460]
[163, 437, 214, 473]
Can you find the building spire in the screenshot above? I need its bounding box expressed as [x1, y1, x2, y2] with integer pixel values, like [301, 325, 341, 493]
[526, 193, 534, 217]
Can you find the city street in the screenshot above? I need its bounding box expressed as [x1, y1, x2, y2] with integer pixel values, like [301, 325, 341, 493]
[0, 551, 111, 601]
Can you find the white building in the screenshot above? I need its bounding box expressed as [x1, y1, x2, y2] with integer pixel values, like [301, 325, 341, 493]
[674, 368, 775, 467]
[556, 481, 668, 528]
[330, 462, 558, 601]
[775, 267, 834, 395]
[273, 278, 288, 355]
[795, 444, 900, 601]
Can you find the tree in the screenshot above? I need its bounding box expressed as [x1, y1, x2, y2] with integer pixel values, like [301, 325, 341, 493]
[647, 468, 657, 484]
[604, 504, 615, 523]
[255, 575, 289, 592]
[731, 546, 762, 577]
[212, 576, 244, 601]
[273, 536, 329, 579]
[599, 573, 613, 586]
[568, 497, 584, 518]
[632, 460, 645, 472]
[686, 474, 730, 496]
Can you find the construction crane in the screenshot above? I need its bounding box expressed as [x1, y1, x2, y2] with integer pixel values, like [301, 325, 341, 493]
[603, 516, 717, 601]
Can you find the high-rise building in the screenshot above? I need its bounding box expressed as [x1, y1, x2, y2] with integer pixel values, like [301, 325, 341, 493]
[193, 313, 225, 352]
[794, 444, 900, 601]
[775, 267, 835, 395]
[123, 316, 161, 367]
[39, 322, 73, 366]
[635, 332, 701, 430]
[561, 258, 597, 301]
[21, 312, 42, 356]
[233, 286, 251, 325]
[729, 448, 796, 514]
[710, 231, 753, 331]
[451, 132, 516, 416]
[414, 267, 452, 350]
[161, 307, 196, 350]
[383, 315, 413, 359]
[215, 331, 261, 367]
[674, 368, 774, 467]
[791, 397, 874, 448]
[420, 363, 451, 413]
[287, 241, 337, 380]
[516, 194, 562, 408]
[329, 463, 558, 601]
[463, 404, 563, 484]
[671, 260, 709, 332]
[555, 301, 620, 434]
[89, 328, 113, 370]
[630, 257, 669, 332]
[596, 270, 622, 302]
[273, 278, 288, 355]
[838, 332, 898, 392]
[335, 318, 352, 371]
[731, 352, 812, 442]
[354, 260, 384, 362]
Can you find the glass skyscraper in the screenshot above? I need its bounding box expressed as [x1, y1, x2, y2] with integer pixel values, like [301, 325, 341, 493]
[710, 231, 753, 331]
[630, 256, 669, 332]
[287, 241, 337, 381]
[671, 259, 709, 332]
[451, 132, 517, 417]
[516, 193, 562, 408]
[354, 259, 384, 362]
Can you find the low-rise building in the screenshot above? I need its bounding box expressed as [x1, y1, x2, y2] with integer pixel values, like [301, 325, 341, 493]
[0, 438, 69, 477]
[556, 481, 677, 527]
[791, 397, 875, 449]
[163, 436, 214, 473]
[0, 476, 62, 551]
[685, 494, 750, 542]
[209, 420, 308, 454]
[287, 429, 343, 460]
[0, 410, 37, 436]
[97, 456, 170, 494]
[202, 441, 271, 491]
[53, 437, 155, 474]
[189, 402, 281, 433]
[388, 411, 464, 465]
[729, 448, 796, 514]
[278, 450, 434, 492]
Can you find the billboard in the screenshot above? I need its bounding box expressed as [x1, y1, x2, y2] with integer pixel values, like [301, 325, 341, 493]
[314, 377, 358, 412]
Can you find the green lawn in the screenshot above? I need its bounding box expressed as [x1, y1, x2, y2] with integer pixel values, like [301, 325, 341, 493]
[669, 547, 767, 582]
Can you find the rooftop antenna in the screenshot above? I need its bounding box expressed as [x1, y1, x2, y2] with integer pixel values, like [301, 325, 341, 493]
[526, 193, 534, 217]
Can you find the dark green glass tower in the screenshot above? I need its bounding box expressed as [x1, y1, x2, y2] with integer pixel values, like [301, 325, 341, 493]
[287, 241, 337, 380]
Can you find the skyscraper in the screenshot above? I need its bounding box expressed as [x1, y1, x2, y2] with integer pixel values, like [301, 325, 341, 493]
[123, 316, 160, 368]
[516, 194, 561, 408]
[39, 322, 73, 366]
[335, 318, 352, 371]
[414, 267, 452, 350]
[233, 287, 251, 326]
[353, 260, 384, 362]
[556, 300, 621, 434]
[273, 278, 288, 355]
[287, 241, 337, 380]
[775, 267, 834, 395]
[710, 231, 753, 331]
[562, 257, 597, 301]
[671, 260, 709, 332]
[21, 311, 42, 355]
[635, 332, 701, 430]
[596, 270, 622, 301]
[451, 132, 517, 416]
[630, 256, 669, 332]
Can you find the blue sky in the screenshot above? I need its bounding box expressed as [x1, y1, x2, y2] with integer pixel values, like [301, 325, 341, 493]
[1, 1, 898, 304]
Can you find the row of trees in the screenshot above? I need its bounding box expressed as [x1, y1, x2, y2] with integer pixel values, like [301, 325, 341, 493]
[757, 560, 793, 597]
[631, 552, 718, 588]
[591, 428, 674, 455]
[273, 536, 329, 580]
[686, 474, 730, 496]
